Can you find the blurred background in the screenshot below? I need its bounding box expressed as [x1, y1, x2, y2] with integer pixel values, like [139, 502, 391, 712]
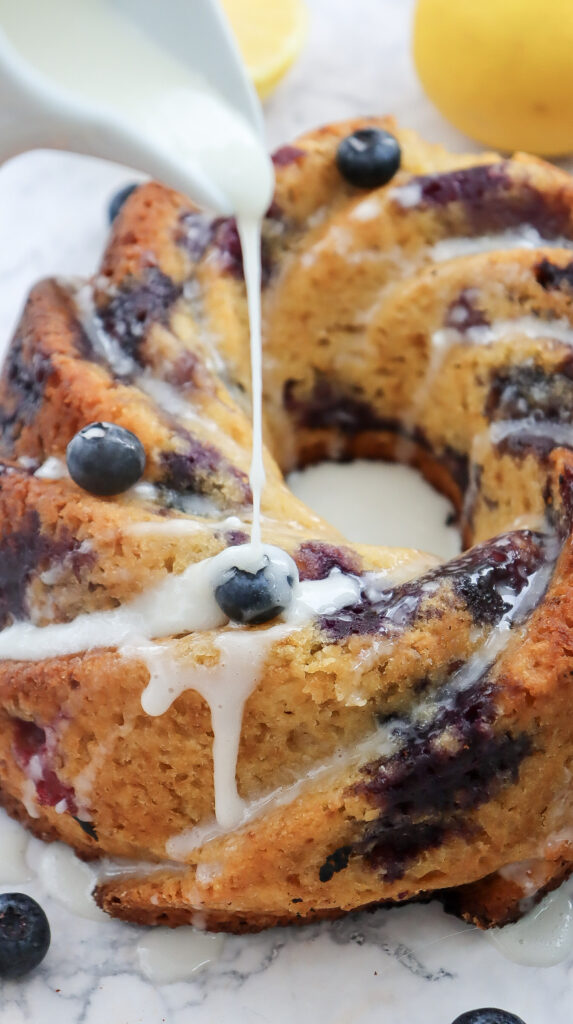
[263, 0, 478, 150]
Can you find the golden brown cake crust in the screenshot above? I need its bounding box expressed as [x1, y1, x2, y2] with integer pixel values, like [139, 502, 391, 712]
[0, 117, 572, 931]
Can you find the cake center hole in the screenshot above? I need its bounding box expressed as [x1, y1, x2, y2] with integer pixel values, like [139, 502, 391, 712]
[288, 460, 461, 560]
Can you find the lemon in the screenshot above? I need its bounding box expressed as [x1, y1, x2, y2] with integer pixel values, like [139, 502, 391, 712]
[413, 0, 573, 156]
[221, 0, 308, 101]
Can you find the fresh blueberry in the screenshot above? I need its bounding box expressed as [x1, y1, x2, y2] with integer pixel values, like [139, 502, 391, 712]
[215, 555, 297, 625]
[108, 183, 139, 223]
[0, 893, 50, 978]
[336, 128, 401, 189]
[451, 1011, 526, 1024]
[66, 421, 146, 496]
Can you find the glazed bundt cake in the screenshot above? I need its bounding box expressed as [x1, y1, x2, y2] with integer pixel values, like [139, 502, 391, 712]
[0, 117, 573, 932]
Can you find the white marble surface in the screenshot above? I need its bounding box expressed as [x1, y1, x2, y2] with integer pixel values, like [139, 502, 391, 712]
[0, 1, 572, 1022]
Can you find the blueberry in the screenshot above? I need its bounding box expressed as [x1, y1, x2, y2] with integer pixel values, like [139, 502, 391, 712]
[66, 421, 146, 496]
[336, 128, 401, 189]
[0, 893, 50, 978]
[108, 183, 139, 223]
[215, 555, 296, 625]
[451, 1011, 526, 1024]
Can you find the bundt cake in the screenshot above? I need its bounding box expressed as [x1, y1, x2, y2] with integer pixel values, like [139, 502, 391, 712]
[0, 116, 573, 933]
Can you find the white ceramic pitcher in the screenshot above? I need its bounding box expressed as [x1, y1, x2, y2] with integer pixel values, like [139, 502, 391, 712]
[0, 0, 267, 214]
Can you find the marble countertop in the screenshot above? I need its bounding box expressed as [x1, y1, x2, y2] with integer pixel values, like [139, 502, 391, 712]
[0, 1, 572, 1022]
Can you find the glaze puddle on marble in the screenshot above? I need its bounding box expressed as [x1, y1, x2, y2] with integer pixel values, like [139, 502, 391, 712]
[0, 813, 32, 884]
[288, 459, 460, 558]
[137, 928, 225, 984]
[3, 791, 573, 985]
[0, 808, 225, 985]
[27, 841, 107, 924]
[488, 885, 573, 967]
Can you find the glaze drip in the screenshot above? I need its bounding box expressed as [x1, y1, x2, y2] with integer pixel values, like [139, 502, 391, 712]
[1, 117, 573, 944]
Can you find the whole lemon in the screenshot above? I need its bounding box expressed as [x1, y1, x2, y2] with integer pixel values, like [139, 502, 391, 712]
[413, 0, 573, 156]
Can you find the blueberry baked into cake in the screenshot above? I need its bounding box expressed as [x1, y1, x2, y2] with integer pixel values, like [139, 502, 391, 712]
[0, 116, 573, 933]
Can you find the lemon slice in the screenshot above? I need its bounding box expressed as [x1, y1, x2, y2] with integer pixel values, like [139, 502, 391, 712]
[221, 0, 309, 100]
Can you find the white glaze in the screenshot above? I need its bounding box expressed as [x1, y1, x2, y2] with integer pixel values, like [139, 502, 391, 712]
[300, 224, 389, 270]
[407, 312, 573, 464]
[129, 481, 160, 502]
[94, 855, 185, 884]
[490, 418, 573, 450]
[466, 315, 573, 348]
[39, 539, 93, 588]
[0, 545, 300, 662]
[140, 560, 361, 828]
[432, 314, 573, 358]
[71, 279, 135, 378]
[137, 375, 246, 467]
[390, 181, 422, 208]
[489, 883, 573, 967]
[26, 841, 108, 923]
[20, 778, 40, 819]
[288, 460, 460, 559]
[239, 217, 266, 556]
[73, 281, 246, 470]
[138, 376, 205, 428]
[0, 808, 194, 932]
[499, 859, 552, 899]
[167, 720, 400, 858]
[127, 514, 248, 538]
[464, 417, 573, 533]
[0, 812, 32, 883]
[130, 481, 222, 519]
[350, 196, 383, 222]
[34, 456, 68, 480]
[430, 226, 573, 262]
[0, 550, 228, 660]
[137, 928, 224, 984]
[139, 631, 279, 830]
[0, 543, 359, 829]
[166, 533, 554, 855]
